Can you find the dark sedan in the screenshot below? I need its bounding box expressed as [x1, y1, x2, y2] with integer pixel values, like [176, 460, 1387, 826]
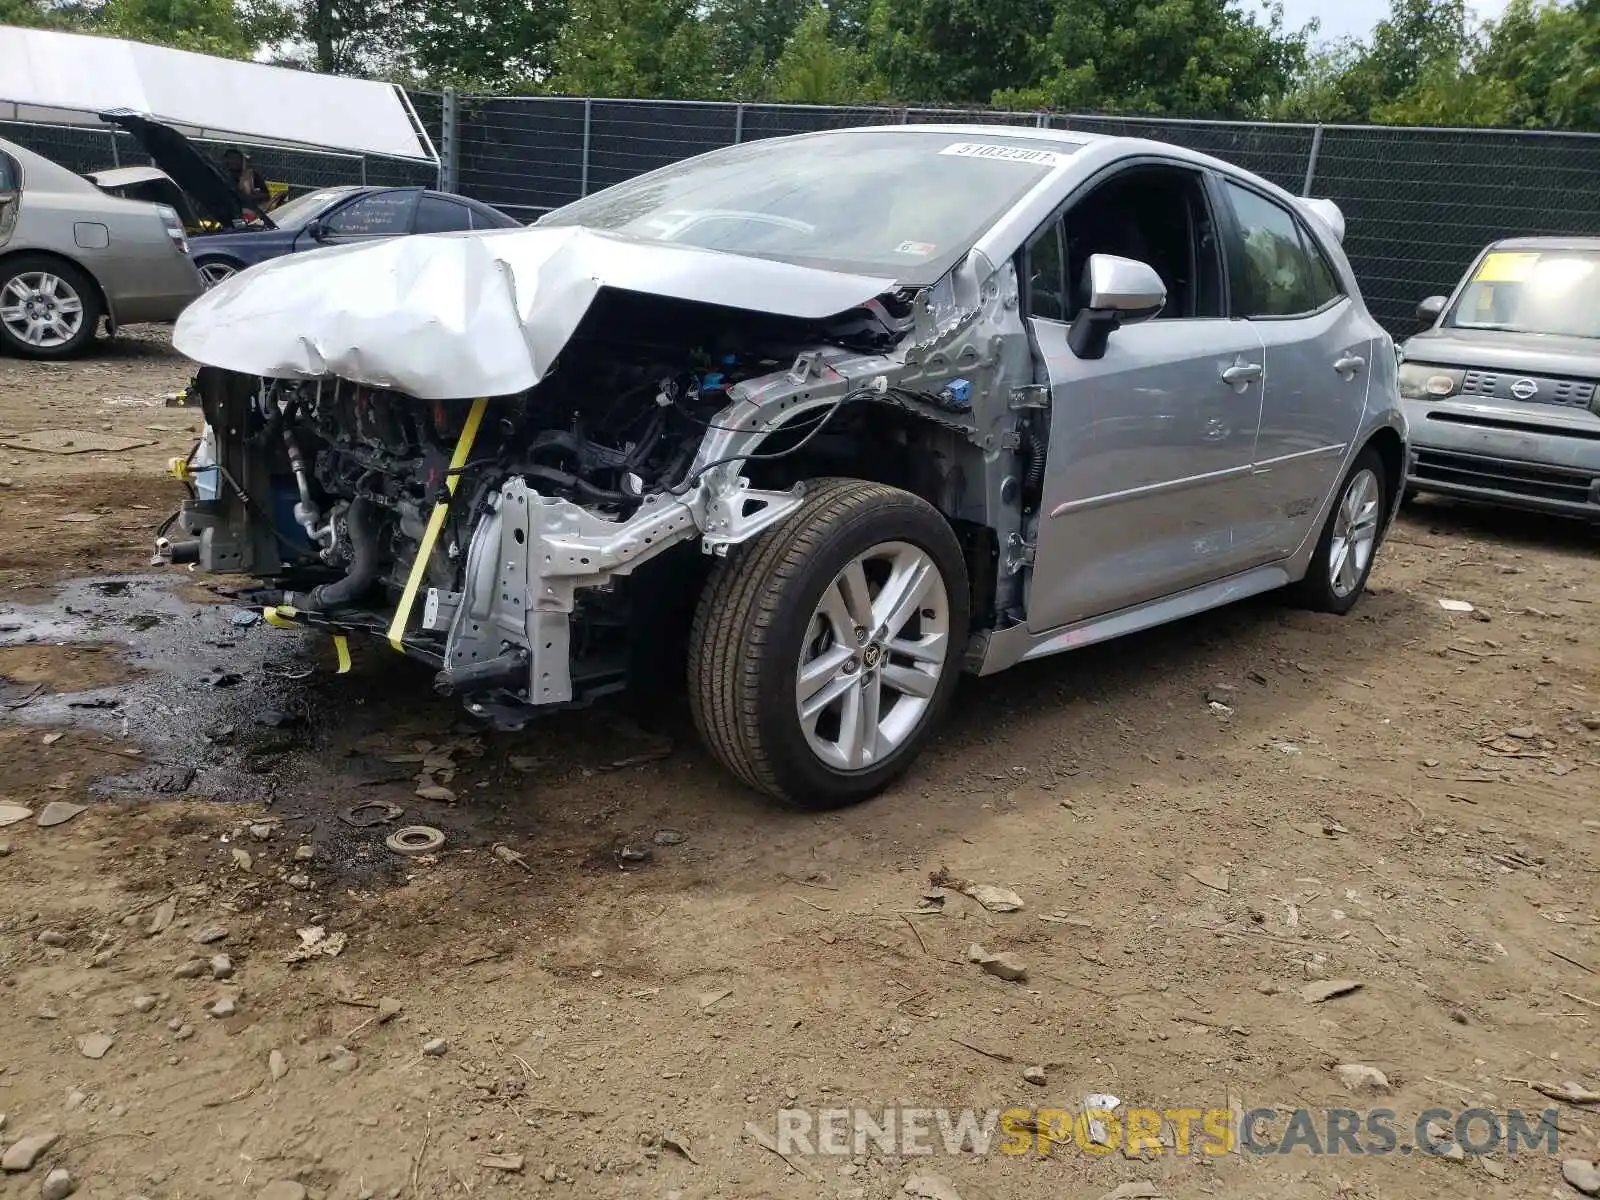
[189, 186, 524, 287]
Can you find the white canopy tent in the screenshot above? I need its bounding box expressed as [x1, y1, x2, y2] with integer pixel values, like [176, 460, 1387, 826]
[0, 26, 435, 162]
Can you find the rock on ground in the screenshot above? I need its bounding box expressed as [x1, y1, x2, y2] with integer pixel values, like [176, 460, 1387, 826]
[1, 1131, 59, 1171]
[1334, 1064, 1391, 1094]
[1564, 1159, 1600, 1197]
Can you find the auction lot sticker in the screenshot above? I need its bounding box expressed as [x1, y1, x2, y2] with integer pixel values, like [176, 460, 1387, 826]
[940, 142, 1068, 167]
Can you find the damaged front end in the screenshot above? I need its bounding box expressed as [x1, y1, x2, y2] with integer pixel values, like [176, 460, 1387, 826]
[157, 224, 1036, 726]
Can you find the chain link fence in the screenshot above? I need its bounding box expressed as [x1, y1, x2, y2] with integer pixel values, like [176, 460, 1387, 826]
[441, 96, 1600, 334]
[6, 92, 1598, 334]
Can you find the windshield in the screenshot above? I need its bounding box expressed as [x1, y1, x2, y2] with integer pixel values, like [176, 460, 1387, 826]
[269, 187, 358, 229]
[1446, 248, 1600, 339]
[539, 130, 1080, 283]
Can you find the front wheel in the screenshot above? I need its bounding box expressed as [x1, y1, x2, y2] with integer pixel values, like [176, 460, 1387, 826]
[688, 478, 970, 807]
[1291, 447, 1387, 614]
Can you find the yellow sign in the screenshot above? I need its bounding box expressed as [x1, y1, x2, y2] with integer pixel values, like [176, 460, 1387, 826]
[1473, 251, 1539, 283]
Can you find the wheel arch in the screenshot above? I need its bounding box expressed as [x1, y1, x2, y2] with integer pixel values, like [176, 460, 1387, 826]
[1362, 424, 1406, 527]
[734, 400, 1001, 633]
[0, 247, 113, 329]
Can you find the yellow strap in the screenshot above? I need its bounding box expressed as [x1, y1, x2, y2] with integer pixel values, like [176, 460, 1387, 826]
[332, 634, 352, 674]
[262, 605, 298, 628]
[387, 397, 488, 651]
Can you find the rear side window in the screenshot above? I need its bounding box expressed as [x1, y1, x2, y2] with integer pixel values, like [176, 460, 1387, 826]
[0, 152, 18, 192]
[415, 195, 474, 233]
[1223, 180, 1344, 317]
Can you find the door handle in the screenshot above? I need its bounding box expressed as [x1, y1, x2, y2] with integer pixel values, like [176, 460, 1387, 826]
[1333, 354, 1366, 377]
[1221, 362, 1263, 385]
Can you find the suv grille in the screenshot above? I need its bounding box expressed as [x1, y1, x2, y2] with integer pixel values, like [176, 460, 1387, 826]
[1459, 370, 1597, 409]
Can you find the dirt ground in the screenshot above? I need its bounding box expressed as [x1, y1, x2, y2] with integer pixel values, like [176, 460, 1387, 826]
[0, 331, 1597, 1200]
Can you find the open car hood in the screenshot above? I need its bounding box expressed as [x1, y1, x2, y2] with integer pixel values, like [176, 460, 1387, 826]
[172, 225, 899, 400]
[98, 110, 269, 229]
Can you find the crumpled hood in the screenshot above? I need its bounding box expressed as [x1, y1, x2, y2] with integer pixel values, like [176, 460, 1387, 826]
[172, 225, 899, 400]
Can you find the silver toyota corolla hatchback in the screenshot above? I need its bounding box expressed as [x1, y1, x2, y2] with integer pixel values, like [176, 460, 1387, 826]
[0, 135, 203, 358]
[159, 125, 1408, 805]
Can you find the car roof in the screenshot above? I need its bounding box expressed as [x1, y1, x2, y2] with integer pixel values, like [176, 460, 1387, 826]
[0, 134, 105, 197]
[1487, 235, 1600, 252]
[817, 122, 1105, 147]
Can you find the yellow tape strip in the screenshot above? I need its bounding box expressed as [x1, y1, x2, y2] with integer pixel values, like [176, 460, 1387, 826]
[332, 634, 352, 674]
[387, 397, 487, 651]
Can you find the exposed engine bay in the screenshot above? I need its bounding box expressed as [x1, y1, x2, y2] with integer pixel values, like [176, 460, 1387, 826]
[161, 266, 1042, 724]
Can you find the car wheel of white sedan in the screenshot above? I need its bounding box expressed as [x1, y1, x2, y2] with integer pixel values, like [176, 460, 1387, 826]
[688, 477, 970, 807]
[1292, 447, 1388, 615]
[0, 255, 101, 360]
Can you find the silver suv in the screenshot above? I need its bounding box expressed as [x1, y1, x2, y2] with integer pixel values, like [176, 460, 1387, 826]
[1401, 236, 1600, 519]
[161, 125, 1408, 806]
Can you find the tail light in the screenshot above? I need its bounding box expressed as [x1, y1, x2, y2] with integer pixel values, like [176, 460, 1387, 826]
[155, 204, 190, 255]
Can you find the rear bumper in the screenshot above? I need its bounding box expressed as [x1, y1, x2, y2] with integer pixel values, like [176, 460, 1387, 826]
[102, 254, 204, 325]
[1403, 399, 1600, 517]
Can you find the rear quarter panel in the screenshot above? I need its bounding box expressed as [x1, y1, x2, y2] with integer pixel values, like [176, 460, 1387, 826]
[9, 190, 202, 322]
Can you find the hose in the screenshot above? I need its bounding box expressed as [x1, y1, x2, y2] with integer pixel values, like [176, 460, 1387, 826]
[299, 497, 380, 612]
[522, 465, 627, 506]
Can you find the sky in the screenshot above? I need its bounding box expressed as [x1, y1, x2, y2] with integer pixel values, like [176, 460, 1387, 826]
[1273, 0, 1510, 42]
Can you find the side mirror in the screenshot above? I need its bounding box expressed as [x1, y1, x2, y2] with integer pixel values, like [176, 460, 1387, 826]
[306, 218, 328, 241]
[1067, 254, 1167, 360]
[1416, 295, 1446, 325]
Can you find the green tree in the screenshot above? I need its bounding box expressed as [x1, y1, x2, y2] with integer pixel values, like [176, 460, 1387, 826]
[95, 0, 256, 57]
[999, 0, 1307, 115]
[766, 2, 882, 101]
[1472, 0, 1599, 127]
[544, 0, 718, 97]
[0, 0, 73, 27]
[705, 0, 810, 85]
[870, 0, 1053, 103]
[406, 0, 566, 89]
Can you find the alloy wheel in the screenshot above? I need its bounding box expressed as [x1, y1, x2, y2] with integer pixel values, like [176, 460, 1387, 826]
[198, 262, 238, 288]
[1329, 467, 1380, 599]
[0, 271, 85, 349]
[795, 540, 950, 771]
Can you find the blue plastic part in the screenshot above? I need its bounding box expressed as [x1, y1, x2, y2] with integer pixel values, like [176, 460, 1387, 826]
[270, 479, 314, 550]
[938, 378, 973, 412]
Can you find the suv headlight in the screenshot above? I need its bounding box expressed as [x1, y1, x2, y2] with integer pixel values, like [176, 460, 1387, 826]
[1397, 363, 1463, 401]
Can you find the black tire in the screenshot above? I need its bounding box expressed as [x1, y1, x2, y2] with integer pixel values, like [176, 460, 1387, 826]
[0, 254, 102, 360]
[1291, 447, 1388, 614]
[688, 478, 970, 807]
[195, 258, 242, 289]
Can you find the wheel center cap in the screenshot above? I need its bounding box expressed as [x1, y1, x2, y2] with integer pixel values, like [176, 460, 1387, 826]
[862, 645, 882, 669]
